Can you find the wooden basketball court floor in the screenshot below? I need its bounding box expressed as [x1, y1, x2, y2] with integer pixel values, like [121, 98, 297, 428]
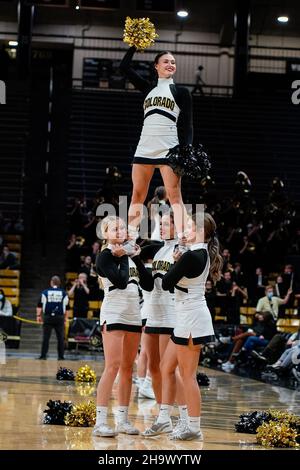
[0, 358, 300, 451]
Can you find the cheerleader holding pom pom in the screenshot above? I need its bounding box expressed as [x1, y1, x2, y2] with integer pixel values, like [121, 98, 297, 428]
[120, 17, 194, 253]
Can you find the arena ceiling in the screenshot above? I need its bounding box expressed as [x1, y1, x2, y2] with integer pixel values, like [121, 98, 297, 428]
[0, 0, 300, 40]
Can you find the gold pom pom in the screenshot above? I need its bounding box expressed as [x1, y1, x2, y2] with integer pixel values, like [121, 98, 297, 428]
[123, 16, 158, 51]
[64, 400, 96, 427]
[75, 382, 96, 397]
[75, 365, 97, 383]
[256, 421, 299, 448]
[268, 409, 300, 427]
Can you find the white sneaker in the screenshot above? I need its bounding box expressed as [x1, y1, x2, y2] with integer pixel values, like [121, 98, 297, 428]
[116, 421, 140, 435]
[138, 383, 156, 399]
[122, 239, 136, 256]
[169, 424, 203, 441]
[172, 418, 188, 434]
[221, 362, 234, 372]
[142, 419, 173, 437]
[93, 424, 118, 437]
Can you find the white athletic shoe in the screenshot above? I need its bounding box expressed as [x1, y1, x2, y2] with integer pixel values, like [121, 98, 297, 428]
[142, 419, 173, 437]
[116, 421, 140, 435]
[92, 424, 118, 437]
[122, 239, 137, 256]
[169, 424, 203, 441]
[138, 382, 156, 399]
[221, 361, 235, 372]
[172, 418, 188, 434]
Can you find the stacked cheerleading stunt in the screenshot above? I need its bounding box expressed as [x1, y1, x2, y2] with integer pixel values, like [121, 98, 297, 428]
[93, 17, 221, 442]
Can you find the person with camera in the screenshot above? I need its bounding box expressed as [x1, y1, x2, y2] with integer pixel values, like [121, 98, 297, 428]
[37, 276, 69, 360]
[68, 272, 90, 318]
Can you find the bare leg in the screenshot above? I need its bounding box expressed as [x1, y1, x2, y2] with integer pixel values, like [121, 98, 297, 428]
[118, 331, 141, 406]
[160, 165, 187, 237]
[143, 333, 161, 402]
[97, 327, 124, 406]
[160, 339, 179, 406]
[176, 339, 202, 417]
[128, 164, 155, 231]
[137, 330, 148, 379]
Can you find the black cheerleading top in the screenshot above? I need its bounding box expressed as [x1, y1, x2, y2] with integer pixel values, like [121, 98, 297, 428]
[120, 46, 193, 164]
[162, 248, 208, 292]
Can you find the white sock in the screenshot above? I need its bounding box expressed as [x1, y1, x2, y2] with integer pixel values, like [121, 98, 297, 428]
[142, 375, 152, 388]
[157, 404, 172, 424]
[178, 405, 188, 422]
[96, 406, 108, 426]
[188, 416, 201, 433]
[117, 406, 128, 424]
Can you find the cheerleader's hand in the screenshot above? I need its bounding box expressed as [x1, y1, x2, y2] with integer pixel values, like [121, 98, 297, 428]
[111, 244, 127, 257]
[130, 244, 141, 258]
[173, 248, 183, 262]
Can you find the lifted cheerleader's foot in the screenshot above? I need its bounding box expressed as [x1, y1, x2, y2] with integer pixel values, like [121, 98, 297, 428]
[122, 239, 137, 256]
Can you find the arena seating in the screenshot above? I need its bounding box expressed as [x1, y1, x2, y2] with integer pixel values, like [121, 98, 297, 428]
[67, 90, 300, 206]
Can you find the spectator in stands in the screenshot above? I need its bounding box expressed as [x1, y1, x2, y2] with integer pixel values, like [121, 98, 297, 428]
[68, 272, 90, 318]
[205, 280, 217, 322]
[267, 342, 300, 373]
[280, 264, 295, 314]
[0, 289, 12, 316]
[83, 211, 97, 245]
[248, 267, 267, 306]
[66, 234, 82, 271]
[274, 275, 285, 298]
[79, 255, 93, 278]
[36, 276, 69, 360]
[192, 65, 205, 95]
[256, 285, 292, 320]
[232, 262, 245, 286]
[252, 327, 300, 365]
[217, 271, 247, 324]
[90, 241, 101, 264]
[221, 249, 233, 273]
[0, 245, 19, 269]
[222, 311, 276, 372]
[242, 311, 277, 355]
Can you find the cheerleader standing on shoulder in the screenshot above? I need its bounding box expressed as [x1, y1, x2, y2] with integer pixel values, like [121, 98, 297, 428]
[119, 46, 193, 250]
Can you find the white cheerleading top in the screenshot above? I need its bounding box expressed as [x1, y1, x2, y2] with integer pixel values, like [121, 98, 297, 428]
[143, 239, 177, 329]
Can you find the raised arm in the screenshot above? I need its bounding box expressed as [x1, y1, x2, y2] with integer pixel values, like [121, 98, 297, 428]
[119, 46, 152, 94]
[96, 250, 129, 289]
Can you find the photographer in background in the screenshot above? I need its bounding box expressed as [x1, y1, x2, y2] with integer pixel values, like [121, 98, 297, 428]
[68, 272, 90, 318]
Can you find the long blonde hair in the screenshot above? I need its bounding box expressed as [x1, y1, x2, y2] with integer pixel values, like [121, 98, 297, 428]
[191, 212, 223, 284]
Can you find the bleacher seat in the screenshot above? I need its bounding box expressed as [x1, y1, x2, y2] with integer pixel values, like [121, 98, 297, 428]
[276, 318, 300, 333]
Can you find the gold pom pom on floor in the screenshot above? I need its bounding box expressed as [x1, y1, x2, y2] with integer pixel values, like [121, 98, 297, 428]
[64, 401, 96, 427]
[75, 365, 97, 383]
[256, 421, 299, 448]
[123, 17, 158, 51]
